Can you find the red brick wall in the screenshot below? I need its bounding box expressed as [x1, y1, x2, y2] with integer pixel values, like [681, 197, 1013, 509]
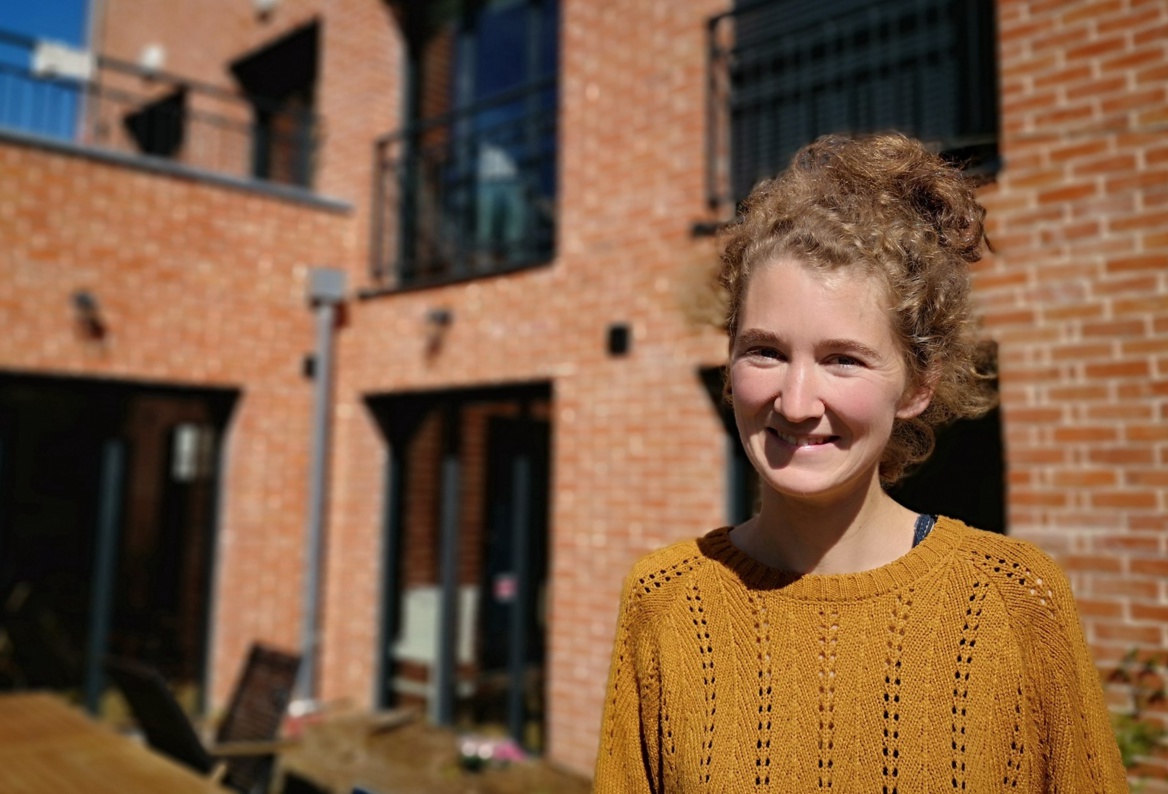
[0, 139, 351, 705]
[980, 0, 1168, 778]
[95, 0, 402, 271]
[328, 0, 731, 772]
[983, 0, 1167, 644]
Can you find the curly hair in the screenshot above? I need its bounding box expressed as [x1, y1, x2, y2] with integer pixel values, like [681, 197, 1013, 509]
[719, 132, 998, 484]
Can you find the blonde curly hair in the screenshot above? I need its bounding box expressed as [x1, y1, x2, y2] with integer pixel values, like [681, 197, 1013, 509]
[719, 132, 998, 484]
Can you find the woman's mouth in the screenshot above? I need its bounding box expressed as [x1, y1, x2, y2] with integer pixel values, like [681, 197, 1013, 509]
[769, 428, 837, 447]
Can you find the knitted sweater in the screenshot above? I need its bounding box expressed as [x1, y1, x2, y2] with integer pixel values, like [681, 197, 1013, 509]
[594, 517, 1127, 793]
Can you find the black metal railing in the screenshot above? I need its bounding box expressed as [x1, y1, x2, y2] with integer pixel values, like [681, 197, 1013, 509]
[372, 77, 557, 289]
[0, 28, 320, 188]
[706, 0, 998, 209]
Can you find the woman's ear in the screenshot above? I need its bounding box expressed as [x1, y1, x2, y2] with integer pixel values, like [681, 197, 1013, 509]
[896, 379, 935, 420]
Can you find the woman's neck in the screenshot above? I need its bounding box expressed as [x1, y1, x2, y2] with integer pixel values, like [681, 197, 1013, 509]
[731, 474, 919, 576]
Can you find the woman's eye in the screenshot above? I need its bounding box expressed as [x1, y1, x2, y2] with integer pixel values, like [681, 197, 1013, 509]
[752, 347, 783, 360]
[831, 354, 863, 368]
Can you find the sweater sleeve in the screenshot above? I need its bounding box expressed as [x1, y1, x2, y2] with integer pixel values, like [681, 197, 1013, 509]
[1020, 552, 1128, 792]
[593, 564, 661, 794]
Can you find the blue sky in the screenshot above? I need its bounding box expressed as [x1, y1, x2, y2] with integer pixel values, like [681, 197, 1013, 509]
[0, 0, 89, 45]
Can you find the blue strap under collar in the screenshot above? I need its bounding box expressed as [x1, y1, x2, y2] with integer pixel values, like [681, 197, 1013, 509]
[912, 514, 937, 548]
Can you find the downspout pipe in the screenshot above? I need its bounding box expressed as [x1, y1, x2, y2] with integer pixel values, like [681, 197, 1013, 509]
[298, 266, 346, 700]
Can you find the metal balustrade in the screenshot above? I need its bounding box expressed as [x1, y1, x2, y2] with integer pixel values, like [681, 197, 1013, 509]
[372, 77, 557, 289]
[0, 28, 319, 188]
[706, 0, 998, 210]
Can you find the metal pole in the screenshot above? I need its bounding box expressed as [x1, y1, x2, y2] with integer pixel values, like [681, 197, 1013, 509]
[507, 453, 532, 747]
[375, 445, 405, 708]
[87, 439, 125, 714]
[435, 414, 462, 725]
[298, 267, 346, 701]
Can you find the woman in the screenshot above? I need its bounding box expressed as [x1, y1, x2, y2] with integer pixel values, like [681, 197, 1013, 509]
[593, 133, 1126, 792]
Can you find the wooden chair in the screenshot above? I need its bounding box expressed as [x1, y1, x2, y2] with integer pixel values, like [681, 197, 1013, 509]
[1, 581, 84, 690]
[105, 643, 300, 794]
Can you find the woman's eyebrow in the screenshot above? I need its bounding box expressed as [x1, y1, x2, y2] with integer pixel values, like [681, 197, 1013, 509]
[821, 338, 884, 361]
[734, 328, 780, 347]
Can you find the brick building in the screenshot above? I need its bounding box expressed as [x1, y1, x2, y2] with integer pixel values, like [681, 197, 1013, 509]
[0, 0, 1165, 781]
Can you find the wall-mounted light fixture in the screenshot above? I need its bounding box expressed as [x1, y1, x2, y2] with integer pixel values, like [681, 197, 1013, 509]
[72, 290, 106, 340]
[425, 307, 453, 357]
[607, 322, 631, 356]
[138, 44, 165, 75]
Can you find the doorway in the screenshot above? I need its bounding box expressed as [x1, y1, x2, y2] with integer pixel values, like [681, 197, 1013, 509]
[368, 383, 551, 752]
[0, 372, 236, 712]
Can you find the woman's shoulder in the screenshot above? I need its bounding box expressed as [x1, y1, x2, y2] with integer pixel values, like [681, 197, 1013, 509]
[941, 516, 1066, 577]
[940, 516, 1080, 624]
[618, 528, 728, 609]
[624, 530, 719, 585]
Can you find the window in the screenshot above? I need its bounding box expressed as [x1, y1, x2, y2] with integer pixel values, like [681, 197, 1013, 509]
[376, 0, 558, 287]
[708, 0, 998, 208]
[230, 22, 319, 187]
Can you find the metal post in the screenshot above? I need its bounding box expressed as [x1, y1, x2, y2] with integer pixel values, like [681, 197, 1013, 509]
[398, 7, 424, 282]
[454, 24, 476, 279]
[375, 446, 405, 708]
[435, 418, 462, 725]
[298, 267, 346, 701]
[521, 0, 543, 266]
[507, 453, 532, 746]
[86, 439, 125, 714]
[199, 412, 230, 716]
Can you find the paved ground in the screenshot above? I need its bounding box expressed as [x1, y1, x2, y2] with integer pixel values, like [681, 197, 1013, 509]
[277, 712, 592, 794]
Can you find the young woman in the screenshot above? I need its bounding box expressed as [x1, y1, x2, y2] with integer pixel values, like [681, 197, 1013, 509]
[593, 133, 1126, 792]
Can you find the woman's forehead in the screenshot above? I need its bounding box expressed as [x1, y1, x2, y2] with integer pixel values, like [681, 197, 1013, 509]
[747, 256, 892, 306]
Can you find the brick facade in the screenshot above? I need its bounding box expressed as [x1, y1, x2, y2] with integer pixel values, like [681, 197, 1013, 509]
[0, 137, 350, 690]
[984, 0, 1168, 666]
[981, 3, 1168, 779]
[0, 0, 1165, 781]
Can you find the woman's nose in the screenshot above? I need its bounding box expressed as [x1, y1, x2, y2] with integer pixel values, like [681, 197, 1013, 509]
[774, 363, 824, 422]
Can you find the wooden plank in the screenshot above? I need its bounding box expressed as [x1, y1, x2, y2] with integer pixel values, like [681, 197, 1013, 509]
[0, 694, 229, 793]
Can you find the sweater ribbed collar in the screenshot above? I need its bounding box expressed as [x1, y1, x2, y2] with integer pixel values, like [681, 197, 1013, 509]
[697, 516, 965, 601]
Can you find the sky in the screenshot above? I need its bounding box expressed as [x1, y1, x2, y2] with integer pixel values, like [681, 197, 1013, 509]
[0, 0, 89, 45]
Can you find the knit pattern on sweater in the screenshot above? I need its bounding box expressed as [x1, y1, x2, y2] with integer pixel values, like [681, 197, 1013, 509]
[593, 517, 1127, 793]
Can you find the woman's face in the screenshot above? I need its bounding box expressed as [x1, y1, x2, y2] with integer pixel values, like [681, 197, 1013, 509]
[730, 258, 931, 505]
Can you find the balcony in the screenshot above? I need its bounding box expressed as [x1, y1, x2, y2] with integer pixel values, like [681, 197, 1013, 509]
[0, 27, 320, 189]
[371, 78, 557, 290]
[705, 0, 999, 211]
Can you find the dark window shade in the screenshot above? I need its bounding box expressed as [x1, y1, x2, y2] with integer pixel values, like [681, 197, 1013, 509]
[124, 89, 187, 159]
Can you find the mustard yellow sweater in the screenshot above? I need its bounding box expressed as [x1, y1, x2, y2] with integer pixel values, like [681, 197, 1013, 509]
[594, 517, 1127, 792]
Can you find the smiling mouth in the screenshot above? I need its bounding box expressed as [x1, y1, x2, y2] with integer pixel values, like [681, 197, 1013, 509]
[768, 428, 838, 448]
